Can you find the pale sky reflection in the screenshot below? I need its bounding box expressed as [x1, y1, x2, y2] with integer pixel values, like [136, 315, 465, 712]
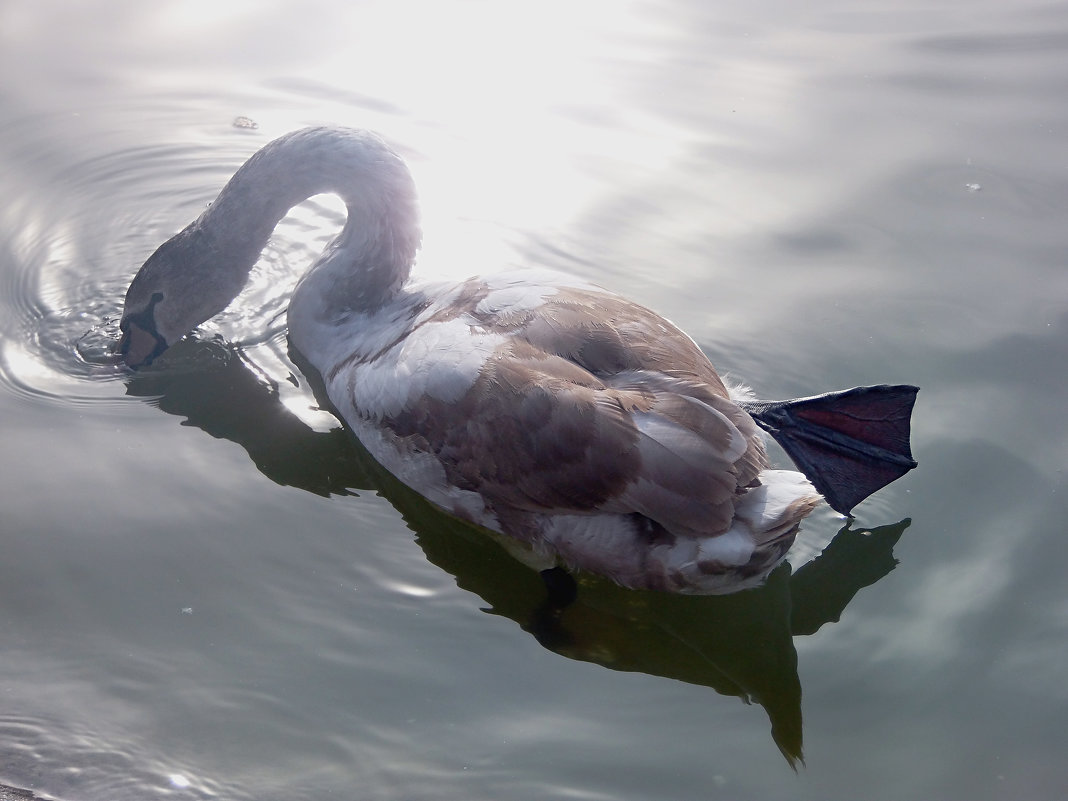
[300, 0, 694, 281]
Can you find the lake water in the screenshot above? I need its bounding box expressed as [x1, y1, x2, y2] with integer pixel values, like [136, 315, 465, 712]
[2, 1, 1067, 799]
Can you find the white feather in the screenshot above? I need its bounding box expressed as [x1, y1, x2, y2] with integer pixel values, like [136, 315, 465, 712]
[734, 470, 819, 534]
[344, 319, 502, 419]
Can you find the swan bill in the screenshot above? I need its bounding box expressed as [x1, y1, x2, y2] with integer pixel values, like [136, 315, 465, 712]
[118, 319, 168, 367]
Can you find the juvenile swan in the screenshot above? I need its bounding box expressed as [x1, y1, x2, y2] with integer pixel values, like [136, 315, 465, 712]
[120, 127, 917, 594]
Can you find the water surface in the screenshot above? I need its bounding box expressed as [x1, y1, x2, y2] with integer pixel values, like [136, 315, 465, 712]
[2, 1, 1067, 799]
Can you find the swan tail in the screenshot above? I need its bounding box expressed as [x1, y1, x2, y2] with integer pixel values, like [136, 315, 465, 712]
[740, 385, 918, 516]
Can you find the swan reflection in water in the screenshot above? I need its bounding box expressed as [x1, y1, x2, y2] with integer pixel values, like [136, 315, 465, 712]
[125, 339, 910, 767]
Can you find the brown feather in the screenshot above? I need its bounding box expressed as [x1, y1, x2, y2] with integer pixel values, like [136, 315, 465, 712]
[380, 283, 772, 541]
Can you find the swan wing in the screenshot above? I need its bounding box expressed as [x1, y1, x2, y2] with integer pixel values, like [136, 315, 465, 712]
[377, 347, 759, 535]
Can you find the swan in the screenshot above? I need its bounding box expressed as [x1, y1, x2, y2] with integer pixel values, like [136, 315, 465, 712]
[119, 127, 917, 594]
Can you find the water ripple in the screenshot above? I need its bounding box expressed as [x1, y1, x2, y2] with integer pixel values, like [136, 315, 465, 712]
[0, 712, 236, 801]
[0, 120, 345, 413]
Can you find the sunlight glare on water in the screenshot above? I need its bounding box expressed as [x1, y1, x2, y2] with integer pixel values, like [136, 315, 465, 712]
[291, 0, 696, 282]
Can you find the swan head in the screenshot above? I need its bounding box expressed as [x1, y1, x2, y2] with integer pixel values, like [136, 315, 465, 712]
[118, 289, 168, 367]
[119, 225, 248, 367]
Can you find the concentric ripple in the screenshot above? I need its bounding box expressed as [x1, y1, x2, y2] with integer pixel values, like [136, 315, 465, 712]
[0, 119, 346, 413]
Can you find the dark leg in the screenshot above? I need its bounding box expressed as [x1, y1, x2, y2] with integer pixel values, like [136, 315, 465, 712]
[742, 385, 919, 515]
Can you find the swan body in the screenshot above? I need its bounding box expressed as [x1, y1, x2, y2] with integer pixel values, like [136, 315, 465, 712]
[120, 127, 917, 594]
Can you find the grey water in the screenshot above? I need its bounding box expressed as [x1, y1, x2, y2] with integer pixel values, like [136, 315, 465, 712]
[2, 1, 1067, 798]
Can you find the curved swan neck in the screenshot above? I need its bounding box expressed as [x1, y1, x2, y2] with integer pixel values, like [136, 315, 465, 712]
[198, 127, 421, 309]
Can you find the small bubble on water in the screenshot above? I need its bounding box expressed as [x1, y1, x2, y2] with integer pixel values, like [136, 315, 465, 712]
[964, 183, 982, 192]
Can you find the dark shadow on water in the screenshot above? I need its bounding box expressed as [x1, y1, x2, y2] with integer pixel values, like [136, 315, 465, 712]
[124, 338, 911, 768]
